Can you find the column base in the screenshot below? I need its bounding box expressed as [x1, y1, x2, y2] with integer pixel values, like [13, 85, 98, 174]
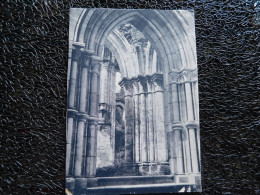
[121, 163, 140, 176]
[74, 178, 88, 195]
[174, 173, 201, 192]
[174, 173, 201, 184]
[87, 177, 98, 187]
[66, 178, 75, 194]
[66, 177, 98, 194]
[137, 162, 170, 176]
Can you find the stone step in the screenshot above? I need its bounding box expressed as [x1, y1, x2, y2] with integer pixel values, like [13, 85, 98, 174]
[87, 183, 193, 195]
[97, 175, 174, 186]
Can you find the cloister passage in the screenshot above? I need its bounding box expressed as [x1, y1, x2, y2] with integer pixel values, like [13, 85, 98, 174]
[66, 8, 201, 194]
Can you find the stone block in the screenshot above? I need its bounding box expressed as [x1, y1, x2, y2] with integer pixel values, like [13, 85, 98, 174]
[74, 178, 87, 195]
[66, 178, 75, 194]
[179, 176, 189, 183]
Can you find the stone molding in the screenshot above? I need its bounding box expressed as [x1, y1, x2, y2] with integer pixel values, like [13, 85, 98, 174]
[171, 122, 199, 132]
[91, 56, 103, 73]
[76, 112, 88, 122]
[119, 73, 164, 95]
[169, 68, 198, 83]
[67, 109, 78, 118]
[100, 61, 110, 70]
[72, 42, 85, 60]
[67, 109, 99, 121]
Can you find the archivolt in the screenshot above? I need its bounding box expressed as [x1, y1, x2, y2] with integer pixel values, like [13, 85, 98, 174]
[74, 9, 196, 76]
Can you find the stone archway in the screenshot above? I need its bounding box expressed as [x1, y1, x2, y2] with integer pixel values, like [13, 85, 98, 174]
[66, 8, 201, 194]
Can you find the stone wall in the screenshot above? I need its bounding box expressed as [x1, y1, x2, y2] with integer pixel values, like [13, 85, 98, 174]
[96, 125, 114, 168]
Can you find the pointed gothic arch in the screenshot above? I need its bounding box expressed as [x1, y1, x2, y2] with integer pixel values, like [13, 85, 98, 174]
[66, 8, 200, 194]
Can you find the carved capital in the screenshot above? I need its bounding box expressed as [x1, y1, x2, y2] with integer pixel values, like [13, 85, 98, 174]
[136, 75, 147, 93]
[82, 49, 94, 56]
[109, 63, 116, 73]
[81, 50, 94, 68]
[131, 78, 139, 95]
[72, 42, 85, 60]
[100, 61, 110, 70]
[145, 75, 153, 92]
[91, 56, 103, 73]
[169, 68, 197, 83]
[151, 73, 163, 92]
[119, 78, 133, 96]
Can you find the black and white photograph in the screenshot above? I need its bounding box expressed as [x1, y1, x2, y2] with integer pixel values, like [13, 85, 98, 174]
[66, 8, 201, 194]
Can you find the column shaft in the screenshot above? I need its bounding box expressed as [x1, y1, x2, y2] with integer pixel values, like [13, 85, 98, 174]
[147, 92, 154, 162]
[74, 119, 86, 177]
[68, 44, 84, 109]
[68, 60, 79, 109]
[124, 95, 134, 163]
[89, 72, 98, 116]
[152, 91, 158, 162]
[171, 83, 180, 122]
[110, 69, 116, 155]
[139, 93, 147, 162]
[168, 131, 175, 174]
[174, 130, 184, 174]
[189, 128, 199, 173]
[86, 122, 98, 177]
[79, 66, 89, 112]
[184, 132, 192, 173]
[66, 117, 74, 175]
[134, 94, 140, 162]
[154, 91, 167, 162]
[192, 82, 199, 121]
[99, 63, 109, 104]
[197, 127, 201, 167]
[178, 83, 187, 121]
[185, 82, 194, 121]
[85, 57, 101, 177]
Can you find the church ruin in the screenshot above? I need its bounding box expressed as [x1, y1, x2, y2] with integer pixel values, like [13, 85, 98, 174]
[66, 8, 201, 194]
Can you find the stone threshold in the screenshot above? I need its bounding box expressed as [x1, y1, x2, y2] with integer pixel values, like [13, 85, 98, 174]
[96, 175, 174, 186]
[87, 183, 195, 194]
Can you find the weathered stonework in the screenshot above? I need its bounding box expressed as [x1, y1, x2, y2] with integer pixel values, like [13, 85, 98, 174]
[66, 9, 201, 194]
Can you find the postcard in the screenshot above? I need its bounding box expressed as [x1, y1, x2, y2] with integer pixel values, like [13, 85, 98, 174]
[66, 8, 201, 194]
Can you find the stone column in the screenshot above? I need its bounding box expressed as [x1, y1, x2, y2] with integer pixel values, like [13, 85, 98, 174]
[169, 71, 181, 123]
[168, 130, 175, 174]
[66, 110, 76, 175]
[74, 115, 87, 177]
[174, 128, 184, 174]
[192, 81, 199, 121]
[146, 76, 155, 162]
[85, 56, 102, 179]
[188, 127, 199, 173]
[68, 42, 84, 109]
[132, 80, 140, 163]
[171, 83, 181, 122]
[183, 127, 192, 174]
[152, 74, 167, 162]
[99, 61, 109, 106]
[120, 79, 134, 163]
[137, 77, 147, 162]
[196, 124, 201, 167]
[110, 66, 117, 154]
[185, 82, 194, 121]
[86, 121, 98, 177]
[79, 50, 94, 113]
[178, 83, 187, 121]
[107, 65, 112, 104]
[89, 57, 102, 117]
